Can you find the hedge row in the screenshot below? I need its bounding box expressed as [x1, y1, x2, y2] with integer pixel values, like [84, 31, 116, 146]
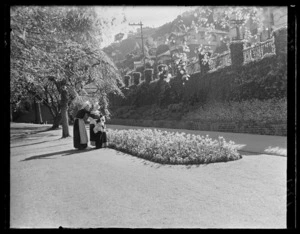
[110, 97, 287, 124]
[110, 53, 287, 108]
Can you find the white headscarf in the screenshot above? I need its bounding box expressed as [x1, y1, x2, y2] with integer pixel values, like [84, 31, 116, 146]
[92, 102, 100, 111]
[91, 102, 100, 115]
[82, 101, 91, 110]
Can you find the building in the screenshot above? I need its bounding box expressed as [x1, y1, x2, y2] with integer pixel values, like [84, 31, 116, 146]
[188, 27, 229, 54]
[156, 51, 172, 65]
[133, 61, 143, 70]
[165, 27, 229, 57]
[263, 7, 287, 30]
[231, 7, 288, 43]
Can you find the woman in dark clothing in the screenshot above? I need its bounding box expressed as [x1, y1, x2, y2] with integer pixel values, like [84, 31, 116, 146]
[73, 102, 91, 150]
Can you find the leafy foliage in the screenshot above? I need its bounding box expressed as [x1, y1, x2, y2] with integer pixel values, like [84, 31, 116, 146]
[110, 52, 287, 125]
[188, 7, 266, 40]
[10, 6, 124, 126]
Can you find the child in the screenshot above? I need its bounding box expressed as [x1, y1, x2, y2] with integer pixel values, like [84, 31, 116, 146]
[93, 115, 108, 149]
[87, 103, 101, 147]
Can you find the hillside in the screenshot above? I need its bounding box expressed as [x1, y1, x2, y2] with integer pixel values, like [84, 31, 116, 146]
[102, 6, 232, 79]
[102, 7, 220, 64]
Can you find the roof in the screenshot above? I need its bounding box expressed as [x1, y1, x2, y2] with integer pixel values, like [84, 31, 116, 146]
[168, 32, 186, 38]
[157, 50, 171, 58]
[196, 27, 229, 34]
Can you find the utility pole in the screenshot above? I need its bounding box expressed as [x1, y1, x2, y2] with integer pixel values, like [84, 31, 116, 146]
[129, 21, 146, 66]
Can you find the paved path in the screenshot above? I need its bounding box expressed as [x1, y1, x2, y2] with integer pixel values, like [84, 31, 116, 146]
[10, 123, 287, 228]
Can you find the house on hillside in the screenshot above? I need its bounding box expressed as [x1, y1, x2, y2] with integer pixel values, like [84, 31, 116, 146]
[165, 27, 229, 57]
[229, 6, 287, 43]
[271, 7, 287, 29]
[168, 32, 186, 48]
[133, 61, 143, 70]
[157, 53, 172, 65]
[187, 27, 228, 49]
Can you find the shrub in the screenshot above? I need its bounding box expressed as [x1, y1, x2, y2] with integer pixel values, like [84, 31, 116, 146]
[167, 102, 184, 112]
[107, 128, 242, 165]
[183, 98, 287, 123]
[112, 51, 286, 108]
[157, 64, 168, 72]
[124, 75, 130, 87]
[144, 69, 153, 83]
[132, 72, 141, 85]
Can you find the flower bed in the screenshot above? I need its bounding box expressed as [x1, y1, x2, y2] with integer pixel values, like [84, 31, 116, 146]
[107, 128, 242, 165]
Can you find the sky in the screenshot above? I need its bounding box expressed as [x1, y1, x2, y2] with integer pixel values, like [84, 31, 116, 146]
[95, 6, 197, 48]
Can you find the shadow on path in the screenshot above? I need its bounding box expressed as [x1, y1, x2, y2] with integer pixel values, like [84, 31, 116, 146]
[10, 127, 59, 140]
[113, 148, 203, 169]
[11, 141, 49, 148]
[11, 133, 58, 141]
[11, 127, 51, 131]
[20, 148, 96, 162]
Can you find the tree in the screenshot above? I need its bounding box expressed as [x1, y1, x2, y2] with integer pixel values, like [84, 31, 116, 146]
[166, 7, 266, 78]
[10, 6, 124, 138]
[187, 6, 265, 43]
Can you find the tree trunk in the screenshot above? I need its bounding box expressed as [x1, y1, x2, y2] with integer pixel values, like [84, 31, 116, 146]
[61, 87, 70, 138]
[37, 102, 43, 124]
[10, 104, 13, 122]
[51, 114, 61, 130]
[34, 98, 43, 124]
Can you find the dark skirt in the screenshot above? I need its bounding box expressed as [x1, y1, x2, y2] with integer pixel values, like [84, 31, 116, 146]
[90, 124, 102, 147]
[95, 131, 107, 149]
[90, 124, 97, 142]
[73, 119, 87, 149]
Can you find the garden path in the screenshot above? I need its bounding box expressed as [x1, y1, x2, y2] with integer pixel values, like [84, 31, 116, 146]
[10, 123, 286, 228]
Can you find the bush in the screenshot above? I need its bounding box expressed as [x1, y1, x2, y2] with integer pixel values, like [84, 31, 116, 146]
[112, 52, 286, 108]
[144, 69, 153, 83]
[157, 64, 168, 72]
[167, 102, 184, 112]
[132, 72, 141, 85]
[107, 128, 242, 165]
[183, 98, 287, 123]
[124, 75, 130, 87]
